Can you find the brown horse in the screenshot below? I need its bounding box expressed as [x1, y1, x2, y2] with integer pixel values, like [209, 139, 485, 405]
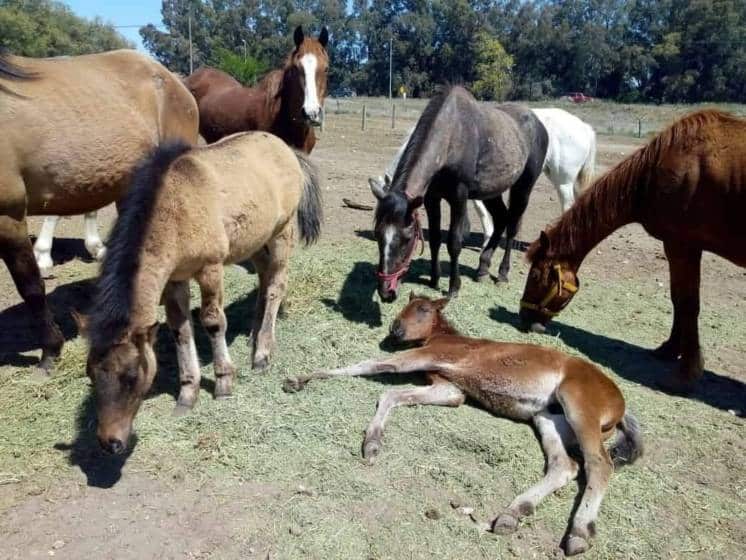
[184, 26, 329, 153]
[284, 294, 642, 556]
[519, 110, 746, 393]
[0, 50, 199, 370]
[75, 132, 322, 455]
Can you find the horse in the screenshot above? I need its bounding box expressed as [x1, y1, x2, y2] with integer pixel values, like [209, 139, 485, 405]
[73, 131, 322, 455]
[519, 110, 746, 393]
[184, 25, 329, 152]
[368, 108, 596, 250]
[283, 293, 642, 556]
[370, 86, 548, 303]
[0, 50, 199, 371]
[33, 212, 106, 277]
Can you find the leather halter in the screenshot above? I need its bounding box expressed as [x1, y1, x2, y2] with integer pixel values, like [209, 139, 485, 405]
[377, 200, 424, 293]
[520, 264, 578, 317]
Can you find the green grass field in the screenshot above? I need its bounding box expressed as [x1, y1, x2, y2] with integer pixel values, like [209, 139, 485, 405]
[1, 238, 743, 559]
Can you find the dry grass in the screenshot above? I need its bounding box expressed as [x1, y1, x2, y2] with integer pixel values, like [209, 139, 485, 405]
[1, 239, 744, 559]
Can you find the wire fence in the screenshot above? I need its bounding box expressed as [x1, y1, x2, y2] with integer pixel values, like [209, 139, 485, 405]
[325, 95, 746, 139]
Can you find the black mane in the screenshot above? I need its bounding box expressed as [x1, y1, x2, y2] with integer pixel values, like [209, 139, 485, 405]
[390, 86, 452, 192]
[88, 142, 191, 350]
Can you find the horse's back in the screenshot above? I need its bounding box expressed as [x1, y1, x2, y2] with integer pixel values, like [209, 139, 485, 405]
[531, 108, 595, 178]
[1, 50, 198, 215]
[184, 66, 241, 101]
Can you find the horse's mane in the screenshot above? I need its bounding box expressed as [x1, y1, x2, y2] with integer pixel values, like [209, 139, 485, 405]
[88, 142, 192, 351]
[526, 109, 740, 262]
[391, 86, 453, 193]
[0, 50, 36, 96]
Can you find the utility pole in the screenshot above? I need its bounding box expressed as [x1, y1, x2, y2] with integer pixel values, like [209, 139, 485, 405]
[242, 39, 247, 61]
[388, 35, 393, 100]
[188, 11, 193, 74]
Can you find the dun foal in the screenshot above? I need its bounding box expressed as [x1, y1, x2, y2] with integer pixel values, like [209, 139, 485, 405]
[285, 295, 642, 556]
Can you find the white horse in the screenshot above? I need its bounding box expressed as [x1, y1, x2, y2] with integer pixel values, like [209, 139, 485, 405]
[369, 107, 596, 248]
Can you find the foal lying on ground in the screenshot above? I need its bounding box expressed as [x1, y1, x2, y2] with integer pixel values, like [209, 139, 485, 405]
[284, 294, 642, 556]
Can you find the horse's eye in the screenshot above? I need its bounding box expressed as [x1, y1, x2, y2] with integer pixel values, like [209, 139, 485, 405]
[417, 304, 429, 313]
[121, 370, 138, 389]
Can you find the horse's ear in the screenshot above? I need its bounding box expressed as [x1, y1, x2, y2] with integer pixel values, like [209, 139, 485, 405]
[409, 290, 416, 302]
[71, 309, 89, 337]
[433, 297, 449, 311]
[134, 322, 160, 349]
[383, 174, 392, 189]
[369, 177, 386, 200]
[294, 26, 304, 48]
[539, 231, 550, 252]
[319, 27, 329, 48]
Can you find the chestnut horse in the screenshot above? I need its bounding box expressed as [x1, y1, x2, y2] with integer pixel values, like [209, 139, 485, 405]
[519, 110, 746, 393]
[184, 26, 329, 152]
[0, 50, 198, 370]
[76, 132, 322, 455]
[284, 294, 642, 556]
[371, 86, 548, 302]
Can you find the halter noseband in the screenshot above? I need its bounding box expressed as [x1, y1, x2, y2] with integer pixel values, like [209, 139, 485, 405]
[377, 207, 424, 293]
[520, 264, 578, 317]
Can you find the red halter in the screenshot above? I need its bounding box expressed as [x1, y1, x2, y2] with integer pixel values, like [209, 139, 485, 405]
[377, 209, 424, 293]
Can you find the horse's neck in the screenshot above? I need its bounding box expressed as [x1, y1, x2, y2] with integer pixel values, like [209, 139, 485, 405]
[428, 316, 460, 340]
[129, 251, 174, 329]
[268, 68, 311, 150]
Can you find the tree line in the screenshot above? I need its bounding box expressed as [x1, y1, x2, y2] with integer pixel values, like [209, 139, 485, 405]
[2, 1, 745, 103]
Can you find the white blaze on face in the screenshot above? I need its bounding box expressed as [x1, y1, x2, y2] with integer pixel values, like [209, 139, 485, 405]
[300, 54, 321, 122]
[383, 226, 396, 269]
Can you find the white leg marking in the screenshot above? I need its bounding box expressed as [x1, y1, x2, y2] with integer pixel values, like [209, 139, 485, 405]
[84, 211, 106, 261]
[34, 216, 59, 277]
[472, 201, 494, 249]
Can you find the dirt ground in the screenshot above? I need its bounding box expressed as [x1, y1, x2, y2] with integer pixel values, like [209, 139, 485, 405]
[0, 107, 744, 560]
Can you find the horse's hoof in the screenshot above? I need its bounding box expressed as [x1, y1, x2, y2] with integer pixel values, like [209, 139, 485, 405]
[475, 273, 489, 283]
[495, 274, 509, 284]
[429, 279, 440, 290]
[39, 266, 53, 280]
[252, 355, 270, 372]
[37, 354, 55, 374]
[172, 403, 194, 417]
[94, 246, 107, 262]
[362, 437, 381, 465]
[282, 377, 306, 393]
[492, 512, 519, 535]
[565, 535, 590, 556]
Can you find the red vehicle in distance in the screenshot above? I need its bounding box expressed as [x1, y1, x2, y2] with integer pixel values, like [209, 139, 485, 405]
[566, 92, 593, 103]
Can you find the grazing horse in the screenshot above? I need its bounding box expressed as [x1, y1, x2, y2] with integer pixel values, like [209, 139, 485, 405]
[368, 108, 596, 249]
[0, 50, 198, 370]
[519, 110, 746, 393]
[184, 25, 329, 152]
[284, 294, 642, 556]
[370, 86, 548, 302]
[74, 132, 322, 454]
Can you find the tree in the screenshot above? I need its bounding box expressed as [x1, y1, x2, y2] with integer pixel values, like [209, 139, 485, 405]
[472, 32, 513, 101]
[0, 0, 132, 56]
[210, 47, 268, 86]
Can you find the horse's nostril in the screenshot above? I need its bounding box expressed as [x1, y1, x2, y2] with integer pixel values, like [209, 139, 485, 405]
[105, 438, 125, 455]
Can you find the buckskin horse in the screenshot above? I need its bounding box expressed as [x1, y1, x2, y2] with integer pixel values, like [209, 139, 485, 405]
[284, 294, 642, 556]
[370, 86, 548, 302]
[74, 132, 322, 455]
[0, 50, 199, 370]
[519, 110, 746, 393]
[184, 25, 329, 152]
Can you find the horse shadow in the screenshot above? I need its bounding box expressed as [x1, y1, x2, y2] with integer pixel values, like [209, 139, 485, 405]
[490, 306, 746, 416]
[321, 261, 383, 327]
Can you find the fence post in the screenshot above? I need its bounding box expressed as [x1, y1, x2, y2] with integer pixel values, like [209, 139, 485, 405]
[391, 103, 396, 129]
[637, 118, 642, 138]
[362, 104, 367, 131]
[336, 99, 340, 114]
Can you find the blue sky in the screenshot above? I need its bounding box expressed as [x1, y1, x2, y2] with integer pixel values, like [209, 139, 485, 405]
[66, 1, 164, 51]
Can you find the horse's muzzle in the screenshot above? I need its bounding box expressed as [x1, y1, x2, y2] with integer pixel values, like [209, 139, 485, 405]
[519, 308, 548, 334]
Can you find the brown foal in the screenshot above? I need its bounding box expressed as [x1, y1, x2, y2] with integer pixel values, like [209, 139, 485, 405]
[284, 294, 642, 556]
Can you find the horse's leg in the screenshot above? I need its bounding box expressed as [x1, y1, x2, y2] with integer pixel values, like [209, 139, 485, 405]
[476, 196, 508, 280]
[33, 215, 59, 278]
[496, 184, 533, 283]
[283, 347, 449, 393]
[446, 191, 467, 298]
[251, 222, 292, 371]
[492, 412, 579, 534]
[362, 376, 465, 464]
[557, 383, 613, 556]
[83, 211, 106, 261]
[1, 207, 63, 371]
[557, 182, 575, 213]
[163, 281, 202, 415]
[472, 200, 494, 250]
[655, 242, 704, 392]
[195, 263, 236, 399]
[425, 191, 442, 290]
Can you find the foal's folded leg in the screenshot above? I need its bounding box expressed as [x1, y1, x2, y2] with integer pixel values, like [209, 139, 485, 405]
[362, 376, 464, 464]
[163, 281, 202, 415]
[492, 412, 578, 535]
[195, 264, 236, 399]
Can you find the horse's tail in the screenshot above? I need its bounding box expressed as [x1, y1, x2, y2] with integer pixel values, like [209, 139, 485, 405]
[294, 151, 323, 245]
[0, 51, 36, 96]
[575, 125, 596, 193]
[610, 411, 644, 469]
